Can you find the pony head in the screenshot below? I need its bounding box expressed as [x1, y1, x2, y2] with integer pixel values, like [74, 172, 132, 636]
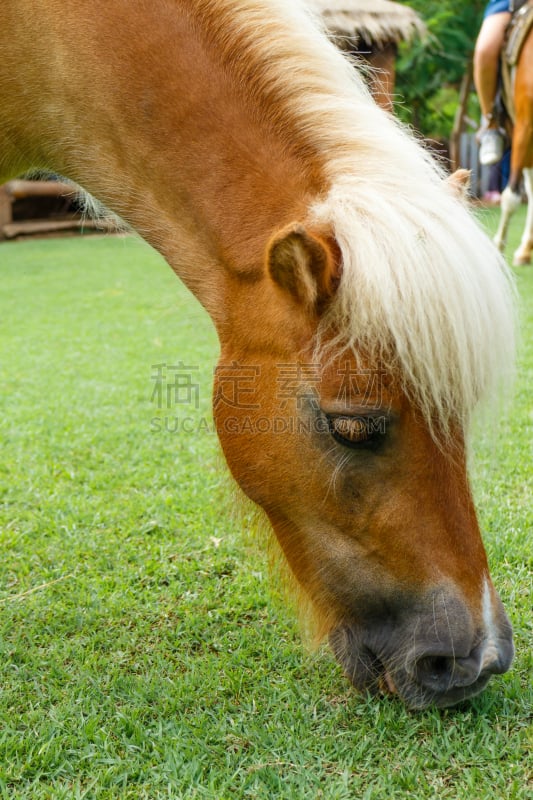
[213, 192, 514, 707]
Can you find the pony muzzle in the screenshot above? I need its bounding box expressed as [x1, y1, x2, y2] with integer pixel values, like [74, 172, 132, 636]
[328, 585, 514, 709]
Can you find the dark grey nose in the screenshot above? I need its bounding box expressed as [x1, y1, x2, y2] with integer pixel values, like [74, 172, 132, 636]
[330, 584, 514, 708]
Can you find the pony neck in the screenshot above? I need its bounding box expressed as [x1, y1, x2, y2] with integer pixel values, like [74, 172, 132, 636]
[0, 1, 324, 323]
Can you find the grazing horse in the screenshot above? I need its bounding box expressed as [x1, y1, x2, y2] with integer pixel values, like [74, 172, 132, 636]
[494, 10, 533, 264]
[0, 0, 516, 709]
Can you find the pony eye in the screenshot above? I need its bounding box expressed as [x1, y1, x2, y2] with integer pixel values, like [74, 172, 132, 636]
[328, 415, 371, 447]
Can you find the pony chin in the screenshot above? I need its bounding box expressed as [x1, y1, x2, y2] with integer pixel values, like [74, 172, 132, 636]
[329, 624, 386, 696]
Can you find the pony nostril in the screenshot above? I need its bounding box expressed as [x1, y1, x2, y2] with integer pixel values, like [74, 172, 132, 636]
[416, 655, 454, 688]
[415, 651, 482, 691]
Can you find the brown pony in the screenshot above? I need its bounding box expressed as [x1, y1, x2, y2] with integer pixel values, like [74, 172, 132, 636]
[494, 12, 533, 264]
[0, 0, 516, 709]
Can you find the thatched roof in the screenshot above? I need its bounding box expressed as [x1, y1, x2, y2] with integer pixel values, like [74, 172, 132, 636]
[308, 0, 427, 48]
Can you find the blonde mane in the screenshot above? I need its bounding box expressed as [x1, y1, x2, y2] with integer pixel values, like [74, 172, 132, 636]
[191, 0, 516, 428]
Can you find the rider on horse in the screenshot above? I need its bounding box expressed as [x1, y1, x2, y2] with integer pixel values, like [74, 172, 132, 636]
[475, 1, 512, 166]
[474, 0, 530, 166]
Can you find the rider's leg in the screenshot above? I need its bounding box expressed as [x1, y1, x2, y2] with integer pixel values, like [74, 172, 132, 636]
[474, 10, 512, 166]
[474, 12, 511, 118]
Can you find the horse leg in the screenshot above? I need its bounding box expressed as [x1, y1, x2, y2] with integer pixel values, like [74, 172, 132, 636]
[494, 129, 528, 255]
[506, 41, 533, 264]
[494, 185, 521, 252]
[513, 168, 533, 266]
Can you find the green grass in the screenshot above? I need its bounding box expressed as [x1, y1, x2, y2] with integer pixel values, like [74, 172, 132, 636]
[0, 209, 531, 799]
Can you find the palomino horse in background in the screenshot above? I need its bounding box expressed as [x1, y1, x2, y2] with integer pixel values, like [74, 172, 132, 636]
[0, 0, 515, 709]
[494, 13, 533, 264]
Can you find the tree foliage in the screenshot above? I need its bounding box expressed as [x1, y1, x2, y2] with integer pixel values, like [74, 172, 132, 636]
[394, 0, 488, 138]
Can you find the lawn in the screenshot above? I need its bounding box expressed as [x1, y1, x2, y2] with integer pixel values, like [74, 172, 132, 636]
[0, 208, 531, 799]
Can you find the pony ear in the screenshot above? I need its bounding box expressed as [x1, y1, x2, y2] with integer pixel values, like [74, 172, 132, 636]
[266, 223, 340, 309]
[446, 169, 471, 200]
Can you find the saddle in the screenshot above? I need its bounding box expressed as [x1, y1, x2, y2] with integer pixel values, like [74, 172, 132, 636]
[501, 0, 533, 123]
